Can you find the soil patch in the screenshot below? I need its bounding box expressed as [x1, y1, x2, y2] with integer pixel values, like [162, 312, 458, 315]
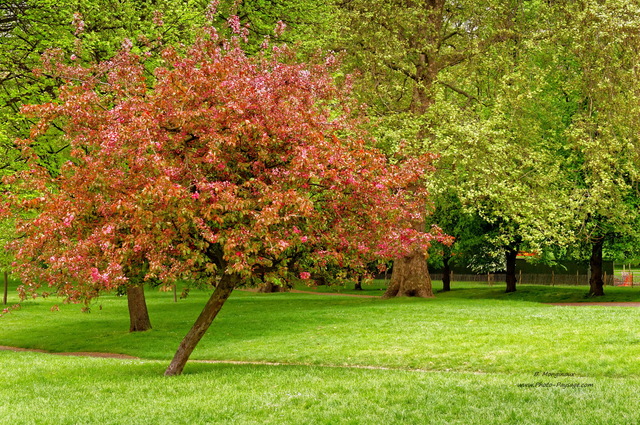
[547, 302, 640, 307]
[238, 288, 379, 298]
[0, 345, 138, 359]
[289, 289, 379, 298]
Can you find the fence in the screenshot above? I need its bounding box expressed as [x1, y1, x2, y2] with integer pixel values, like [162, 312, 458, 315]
[448, 272, 618, 286]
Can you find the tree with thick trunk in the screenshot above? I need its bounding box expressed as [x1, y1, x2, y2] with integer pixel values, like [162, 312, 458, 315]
[127, 284, 152, 332]
[336, 1, 522, 297]
[383, 253, 433, 298]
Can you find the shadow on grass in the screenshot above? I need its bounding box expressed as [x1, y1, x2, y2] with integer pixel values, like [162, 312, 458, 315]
[434, 283, 640, 304]
[293, 278, 640, 304]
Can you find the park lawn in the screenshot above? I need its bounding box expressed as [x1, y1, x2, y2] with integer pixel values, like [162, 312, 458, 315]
[298, 279, 640, 303]
[2, 280, 640, 424]
[1, 351, 640, 425]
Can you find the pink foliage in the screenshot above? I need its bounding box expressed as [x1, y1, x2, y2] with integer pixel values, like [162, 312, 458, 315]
[6, 24, 448, 304]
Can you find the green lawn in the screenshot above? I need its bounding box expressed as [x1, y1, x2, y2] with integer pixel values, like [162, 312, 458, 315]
[298, 278, 640, 302]
[2, 280, 640, 424]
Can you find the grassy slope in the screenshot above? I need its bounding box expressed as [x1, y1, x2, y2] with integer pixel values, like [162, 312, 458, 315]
[2, 280, 640, 424]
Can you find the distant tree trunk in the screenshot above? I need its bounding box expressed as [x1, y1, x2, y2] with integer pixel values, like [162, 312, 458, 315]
[354, 275, 362, 291]
[505, 248, 518, 293]
[589, 238, 605, 296]
[311, 273, 327, 286]
[383, 253, 433, 298]
[441, 254, 451, 292]
[127, 284, 152, 332]
[3, 271, 7, 305]
[165, 273, 239, 376]
[258, 281, 286, 293]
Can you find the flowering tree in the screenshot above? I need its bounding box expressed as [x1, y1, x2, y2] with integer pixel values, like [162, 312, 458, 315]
[7, 21, 446, 375]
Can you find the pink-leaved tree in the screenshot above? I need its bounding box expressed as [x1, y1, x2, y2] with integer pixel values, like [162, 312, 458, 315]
[6, 20, 448, 375]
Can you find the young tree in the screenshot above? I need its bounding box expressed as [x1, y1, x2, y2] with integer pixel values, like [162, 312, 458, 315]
[7, 20, 447, 375]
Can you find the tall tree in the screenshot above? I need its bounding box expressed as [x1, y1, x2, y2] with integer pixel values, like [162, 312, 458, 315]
[333, 0, 523, 296]
[551, 0, 640, 296]
[422, 0, 582, 293]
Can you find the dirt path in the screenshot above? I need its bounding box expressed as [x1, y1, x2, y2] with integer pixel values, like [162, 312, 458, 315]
[289, 289, 380, 298]
[547, 302, 640, 307]
[0, 345, 485, 374]
[238, 288, 380, 298]
[0, 345, 138, 359]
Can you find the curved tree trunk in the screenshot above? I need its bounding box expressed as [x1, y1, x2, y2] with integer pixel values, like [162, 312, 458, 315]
[165, 273, 239, 376]
[127, 284, 152, 332]
[589, 238, 605, 296]
[383, 253, 433, 298]
[505, 248, 518, 293]
[441, 254, 451, 292]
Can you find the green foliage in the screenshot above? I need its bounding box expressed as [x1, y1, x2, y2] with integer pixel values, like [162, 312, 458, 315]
[552, 0, 640, 249]
[0, 0, 210, 174]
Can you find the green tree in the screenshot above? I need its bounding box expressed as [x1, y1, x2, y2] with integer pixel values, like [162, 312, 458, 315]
[552, 0, 640, 296]
[332, 0, 519, 297]
[0, 0, 212, 173]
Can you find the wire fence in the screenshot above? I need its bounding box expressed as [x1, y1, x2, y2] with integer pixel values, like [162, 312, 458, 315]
[448, 272, 622, 286]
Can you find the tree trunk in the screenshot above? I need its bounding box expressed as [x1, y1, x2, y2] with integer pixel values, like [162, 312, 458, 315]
[589, 238, 605, 296]
[441, 254, 451, 292]
[3, 271, 7, 305]
[127, 284, 152, 332]
[165, 273, 239, 376]
[505, 248, 518, 293]
[311, 273, 327, 286]
[383, 253, 434, 298]
[257, 281, 286, 293]
[354, 275, 362, 291]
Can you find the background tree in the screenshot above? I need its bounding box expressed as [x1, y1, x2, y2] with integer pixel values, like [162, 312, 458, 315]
[331, 0, 528, 296]
[420, 0, 580, 292]
[550, 0, 640, 296]
[0, 0, 210, 174]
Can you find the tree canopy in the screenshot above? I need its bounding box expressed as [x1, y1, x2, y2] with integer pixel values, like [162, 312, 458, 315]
[6, 18, 447, 374]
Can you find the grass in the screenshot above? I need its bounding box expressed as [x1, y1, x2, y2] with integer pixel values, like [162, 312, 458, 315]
[2, 278, 640, 424]
[298, 278, 640, 302]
